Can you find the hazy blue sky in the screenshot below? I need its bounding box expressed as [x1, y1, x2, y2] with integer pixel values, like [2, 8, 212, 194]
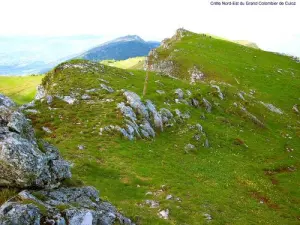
[0, 0, 299, 57]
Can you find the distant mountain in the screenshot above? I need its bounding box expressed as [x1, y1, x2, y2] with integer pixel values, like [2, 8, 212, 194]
[79, 35, 160, 61]
[0, 35, 106, 75]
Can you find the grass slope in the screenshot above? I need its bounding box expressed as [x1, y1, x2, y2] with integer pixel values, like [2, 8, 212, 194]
[0, 75, 43, 104]
[101, 57, 146, 70]
[17, 57, 300, 225]
[150, 30, 300, 113]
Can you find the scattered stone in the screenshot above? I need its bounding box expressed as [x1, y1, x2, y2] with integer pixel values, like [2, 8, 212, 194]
[35, 85, 46, 100]
[42, 126, 52, 134]
[99, 78, 110, 84]
[166, 195, 173, 200]
[46, 95, 53, 105]
[145, 200, 159, 208]
[156, 90, 165, 95]
[203, 98, 212, 113]
[292, 104, 299, 114]
[184, 144, 196, 153]
[260, 101, 283, 114]
[100, 84, 114, 93]
[211, 84, 224, 100]
[158, 209, 169, 220]
[203, 213, 212, 221]
[62, 96, 77, 105]
[174, 89, 184, 99]
[240, 105, 265, 127]
[238, 92, 245, 101]
[78, 145, 85, 150]
[191, 98, 199, 107]
[86, 88, 99, 93]
[81, 94, 91, 100]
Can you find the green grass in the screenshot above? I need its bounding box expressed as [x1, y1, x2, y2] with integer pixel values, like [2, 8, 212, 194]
[1, 30, 299, 224]
[20, 55, 300, 224]
[101, 57, 146, 70]
[0, 75, 43, 104]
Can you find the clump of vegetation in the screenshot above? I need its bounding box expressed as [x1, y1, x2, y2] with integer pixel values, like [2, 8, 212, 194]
[0, 188, 18, 205]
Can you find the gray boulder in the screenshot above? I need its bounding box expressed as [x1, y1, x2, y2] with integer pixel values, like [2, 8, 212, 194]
[174, 89, 184, 99]
[202, 98, 212, 113]
[211, 85, 224, 100]
[100, 84, 114, 93]
[0, 202, 41, 225]
[0, 96, 71, 188]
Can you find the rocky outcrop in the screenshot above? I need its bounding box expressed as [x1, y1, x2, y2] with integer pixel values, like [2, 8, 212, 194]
[0, 98, 71, 188]
[0, 187, 134, 225]
[0, 94, 134, 224]
[113, 91, 174, 140]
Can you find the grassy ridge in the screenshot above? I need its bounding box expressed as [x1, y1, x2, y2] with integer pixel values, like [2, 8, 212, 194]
[151, 30, 300, 112]
[0, 75, 43, 104]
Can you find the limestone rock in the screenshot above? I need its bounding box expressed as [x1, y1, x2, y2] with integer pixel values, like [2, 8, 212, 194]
[211, 85, 224, 100]
[260, 101, 283, 114]
[146, 100, 163, 131]
[35, 85, 46, 100]
[62, 96, 77, 105]
[189, 66, 204, 84]
[0, 96, 71, 188]
[123, 91, 149, 119]
[292, 104, 299, 114]
[174, 89, 184, 99]
[0, 94, 16, 108]
[203, 98, 212, 113]
[100, 84, 114, 93]
[0, 187, 134, 225]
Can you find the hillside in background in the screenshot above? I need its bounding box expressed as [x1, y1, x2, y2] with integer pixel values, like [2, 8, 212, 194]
[101, 56, 146, 70]
[79, 35, 160, 61]
[0, 35, 106, 75]
[0, 75, 43, 104]
[0, 29, 299, 224]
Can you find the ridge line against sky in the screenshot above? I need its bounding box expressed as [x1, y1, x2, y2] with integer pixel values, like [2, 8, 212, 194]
[0, 0, 299, 57]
